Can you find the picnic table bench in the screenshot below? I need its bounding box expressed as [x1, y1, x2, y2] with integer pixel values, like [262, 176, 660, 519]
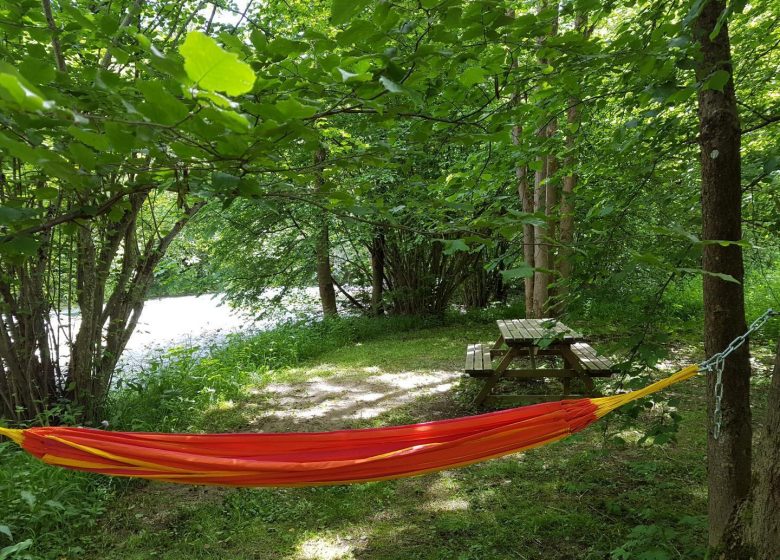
[465, 319, 617, 406]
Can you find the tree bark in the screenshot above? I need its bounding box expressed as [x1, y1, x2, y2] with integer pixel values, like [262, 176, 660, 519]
[40, 0, 67, 72]
[313, 147, 338, 316]
[531, 1, 558, 319]
[558, 12, 587, 311]
[694, 1, 752, 552]
[513, 122, 535, 318]
[722, 340, 780, 560]
[543, 121, 558, 317]
[532, 152, 549, 319]
[749, 340, 780, 558]
[370, 229, 385, 316]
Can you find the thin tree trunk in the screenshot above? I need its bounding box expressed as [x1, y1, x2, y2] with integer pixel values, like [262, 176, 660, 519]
[514, 122, 535, 318]
[313, 147, 337, 316]
[40, 0, 67, 72]
[544, 121, 558, 317]
[370, 230, 385, 316]
[531, 1, 558, 319]
[558, 13, 587, 310]
[532, 153, 548, 319]
[694, 1, 752, 551]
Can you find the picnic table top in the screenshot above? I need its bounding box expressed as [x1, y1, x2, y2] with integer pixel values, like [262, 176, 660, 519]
[496, 319, 583, 345]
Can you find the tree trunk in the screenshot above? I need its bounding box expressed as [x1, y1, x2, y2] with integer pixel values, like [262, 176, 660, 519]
[722, 340, 780, 560]
[513, 122, 535, 318]
[558, 13, 587, 311]
[313, 147, 338, 316]
[748, 341, 780, 558]
[531, 1, 558, 319]
[558, 106, 575, 305]
[370, 229, 385, 316]
[544, 121, 558, 317]
[694, 1, 752, 552]
[532, 152, 549, 319]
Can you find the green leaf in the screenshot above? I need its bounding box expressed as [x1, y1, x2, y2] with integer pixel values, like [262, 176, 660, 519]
[678, 267, 740, 284]
[379, 75, 403, 93]
[20, 490, 36, 508]
[0, 235, 38, 258]
[19, 57, 55, 84]
[179, 31, 255, 96]
[32, 186, 58, 200]
[0, 540, 32, 560]
[105, 123, 136, 152]
[703, 70, 730, 92]
[441, 239, 469, 254]
[682, 0, 707, 28]
[268, 37, 309, 57]
[212, 172, 240, 191]
[763, 155, 780, 174]
[337, 68, 371, 82]
[0, 73, 51, 111]
[67, 127, 110, 151]
[459, 67, 486, 87]
[664, 87, 695, 105]
[332, 0, 370, 25]
[0, 526, 9, 541]
[276, 98, 318, 118]
[137, 81, 189, 125]
[501, 263, 534, 279]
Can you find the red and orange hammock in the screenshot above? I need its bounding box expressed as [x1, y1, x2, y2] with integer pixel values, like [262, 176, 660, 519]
[0, 365, 698, 487]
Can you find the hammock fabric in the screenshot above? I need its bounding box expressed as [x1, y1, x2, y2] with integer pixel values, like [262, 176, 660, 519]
[0, 365, 698, 487]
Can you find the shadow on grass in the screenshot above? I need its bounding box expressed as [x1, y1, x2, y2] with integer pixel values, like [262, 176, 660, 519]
[84, 328, 711, 560]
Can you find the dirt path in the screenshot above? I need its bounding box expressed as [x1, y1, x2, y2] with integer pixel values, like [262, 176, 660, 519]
[253, 367, 462, 432]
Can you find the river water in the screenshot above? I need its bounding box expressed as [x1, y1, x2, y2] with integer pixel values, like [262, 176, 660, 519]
[101, 288, 324, 374]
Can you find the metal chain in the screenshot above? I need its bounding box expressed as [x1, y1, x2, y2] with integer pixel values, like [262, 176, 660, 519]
[699, 308, 779, 440]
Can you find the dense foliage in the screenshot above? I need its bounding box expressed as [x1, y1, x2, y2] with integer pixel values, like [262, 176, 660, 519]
[0, 0, 778, 557]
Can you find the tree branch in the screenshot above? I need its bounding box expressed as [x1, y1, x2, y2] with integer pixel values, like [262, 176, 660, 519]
[40, 0, 67, 72]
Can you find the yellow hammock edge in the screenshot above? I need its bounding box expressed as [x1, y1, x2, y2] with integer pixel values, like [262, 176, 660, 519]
[0, 426, 24, 445]
[592, 364, 699, 418]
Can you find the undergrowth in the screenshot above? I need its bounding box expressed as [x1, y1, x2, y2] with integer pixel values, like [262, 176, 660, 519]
[0, 298, 774, 559]
[0, 308, 514, 559]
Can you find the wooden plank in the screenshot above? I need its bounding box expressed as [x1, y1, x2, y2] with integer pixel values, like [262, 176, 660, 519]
[530, 318, 582, 341]
[526, 320, 549, 340]
[569, 342, 614, 372]
[465, 343, 495, 374]
[510, 320, 532, 341]
[482, 346, 492, 370]
[574, 343, 613, 368]
[496, 320, 513, 341]
[465, 344, 476, 372]
[501, 320, 523, 343]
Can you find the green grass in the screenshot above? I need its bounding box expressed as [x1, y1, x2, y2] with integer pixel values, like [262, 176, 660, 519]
[79, 321, 716, 560]
[2, 312, 776, 560]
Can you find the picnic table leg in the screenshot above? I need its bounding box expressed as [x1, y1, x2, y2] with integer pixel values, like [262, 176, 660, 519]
[580, 374, 595, 396]
[474, 347, 518, 406]
[559, 346, 594, 397]
[562, 377, 571, 397]
[490, 335, 505, 358]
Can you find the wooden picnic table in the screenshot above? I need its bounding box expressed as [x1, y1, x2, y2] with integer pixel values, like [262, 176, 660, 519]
[465, 319, 616, 406]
